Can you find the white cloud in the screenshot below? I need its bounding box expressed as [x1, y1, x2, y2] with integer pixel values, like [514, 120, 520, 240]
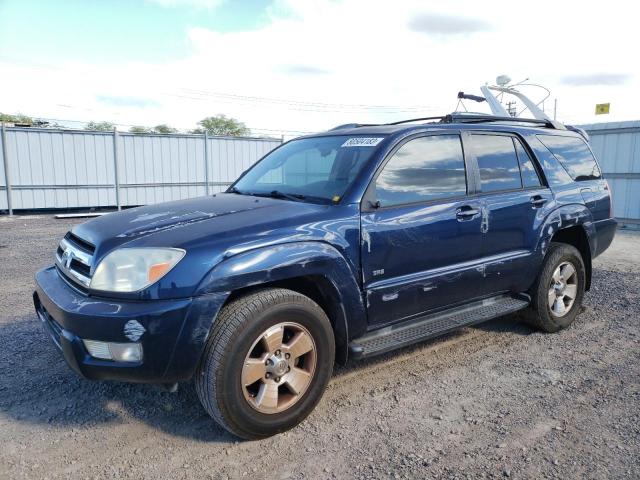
[408, 13, 494, 35]
[1, 0, 638, 136]
[145, 0, 224, 9]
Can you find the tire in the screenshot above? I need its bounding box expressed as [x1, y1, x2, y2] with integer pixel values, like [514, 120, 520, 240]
[195, 288, 335, 440]
[523, 242, 586, 333]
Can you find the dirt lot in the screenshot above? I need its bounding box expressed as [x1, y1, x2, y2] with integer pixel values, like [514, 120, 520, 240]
[0, 215, 638, 479]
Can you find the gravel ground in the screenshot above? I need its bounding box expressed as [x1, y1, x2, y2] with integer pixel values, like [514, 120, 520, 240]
[0, 215, 638, 480]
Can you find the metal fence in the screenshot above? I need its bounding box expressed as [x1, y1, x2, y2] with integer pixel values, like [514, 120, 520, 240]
[0, 126, 282, 213]
[2, 122, 639, 226]
[581, 120, 640, 227]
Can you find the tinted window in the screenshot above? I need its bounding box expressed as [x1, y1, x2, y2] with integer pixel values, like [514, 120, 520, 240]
[537, 135, 601, 181]
[472, 135, 522, 192]
[374, 135, 466, 207]
[514, 138, 542, 187]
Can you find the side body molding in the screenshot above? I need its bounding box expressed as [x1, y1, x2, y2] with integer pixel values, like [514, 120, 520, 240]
[195, 241, 368, 364]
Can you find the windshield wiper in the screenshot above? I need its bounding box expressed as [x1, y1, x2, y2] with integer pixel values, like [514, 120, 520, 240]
[271, 190, 307, 201]
[249, 190, 307, 202]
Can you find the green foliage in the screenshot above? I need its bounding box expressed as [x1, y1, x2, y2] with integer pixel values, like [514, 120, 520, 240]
[129, 126, 152, 133]
[194, 115, 249, 136]
[0, 112, 33, 125]
[153, 124, 177, 134]
[85, 121, 116, 131]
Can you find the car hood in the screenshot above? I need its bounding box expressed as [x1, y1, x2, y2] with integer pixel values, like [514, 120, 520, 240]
[72, 193, 330, 259]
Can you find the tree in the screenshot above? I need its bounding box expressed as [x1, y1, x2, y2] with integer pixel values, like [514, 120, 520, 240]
[193, 115, 249, 136]
[85, 121, 115, 131]
[129, 126, 151, 134]
[153, 124, 177, 134]
[0, 112, 33, 125]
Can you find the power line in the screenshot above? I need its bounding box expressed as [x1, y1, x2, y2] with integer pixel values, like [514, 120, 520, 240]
[1, 55, 440, 114]
[177, 88, 437, 112]
[166, 92, 438, 115]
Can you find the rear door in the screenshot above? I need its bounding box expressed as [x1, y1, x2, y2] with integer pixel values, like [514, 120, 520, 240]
[466, 132, 551, 295]
[360, 132, 485, 327]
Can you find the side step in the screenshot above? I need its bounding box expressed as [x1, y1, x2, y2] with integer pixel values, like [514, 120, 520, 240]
[349, 295, 529, 359]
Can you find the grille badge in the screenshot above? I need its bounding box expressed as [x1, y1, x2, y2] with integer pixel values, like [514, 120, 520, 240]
[61, 248, 75, 269]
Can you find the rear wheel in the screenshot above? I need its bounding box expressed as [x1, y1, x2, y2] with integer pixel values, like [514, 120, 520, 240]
[195, 288, 335, 439]
[523, 242, 586, 333]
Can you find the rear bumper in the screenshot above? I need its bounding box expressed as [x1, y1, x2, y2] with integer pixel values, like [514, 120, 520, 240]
[592, 217, 617, 258]
[34, 266, 228, 383]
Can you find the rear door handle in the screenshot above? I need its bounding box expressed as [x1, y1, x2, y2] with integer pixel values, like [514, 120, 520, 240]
[456, 206, 480, 220]
[530, 195, 547, 208]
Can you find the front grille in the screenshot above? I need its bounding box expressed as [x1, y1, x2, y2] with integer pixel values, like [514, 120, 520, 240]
[55, 232, 95, 289]
[67, 232, 95, 255]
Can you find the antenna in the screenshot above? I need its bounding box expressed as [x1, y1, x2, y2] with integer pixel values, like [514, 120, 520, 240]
[481, 75, 553, 121]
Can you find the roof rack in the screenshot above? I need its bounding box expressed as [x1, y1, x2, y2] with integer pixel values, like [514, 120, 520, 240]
[329, 123, 380, 131]
[386, 113, 565, 130]
[442, 113, 566, 130]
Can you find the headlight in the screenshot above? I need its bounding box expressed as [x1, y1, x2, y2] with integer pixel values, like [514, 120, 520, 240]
[90, 248, 185, 292]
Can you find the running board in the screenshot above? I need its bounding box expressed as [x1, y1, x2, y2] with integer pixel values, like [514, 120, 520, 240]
[349, 295, 529, 359]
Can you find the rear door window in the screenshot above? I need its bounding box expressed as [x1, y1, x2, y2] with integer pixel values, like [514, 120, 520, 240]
[471, 134, 522, 192]
[537, 135, 601, 181]
[513, 138, 542, 188]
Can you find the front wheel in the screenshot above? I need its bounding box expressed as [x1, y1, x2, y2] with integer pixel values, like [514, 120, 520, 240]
[523, 242, 586, 333]
[195, 288, 335, 440]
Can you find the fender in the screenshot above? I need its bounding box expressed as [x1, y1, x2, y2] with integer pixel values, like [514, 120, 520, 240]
[195, 241, 368, 364]
[535, 203, 595, 257]
[534, 203, 596, 289]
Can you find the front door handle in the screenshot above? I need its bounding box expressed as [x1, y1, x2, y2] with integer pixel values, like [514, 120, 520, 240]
[530, 195, 547, 208]
[456, 206, 480, 220]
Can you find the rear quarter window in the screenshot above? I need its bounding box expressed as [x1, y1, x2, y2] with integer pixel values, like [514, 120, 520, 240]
[537, 135, 601, 181]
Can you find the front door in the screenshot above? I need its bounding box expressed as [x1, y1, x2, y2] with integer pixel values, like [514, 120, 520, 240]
[361, 133, 485, 327]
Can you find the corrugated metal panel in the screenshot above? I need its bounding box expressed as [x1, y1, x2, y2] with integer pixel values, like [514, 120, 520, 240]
[0, 127, 281, 212]
[0, 128, 7, 211]
[581, 120, 640, 225]
[5, 129, 116, 210]
[207, 136, 280, 188]
[118, 133, 207, 206]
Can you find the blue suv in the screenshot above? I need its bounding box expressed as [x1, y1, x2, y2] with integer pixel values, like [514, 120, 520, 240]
[34, 114, 616, 439]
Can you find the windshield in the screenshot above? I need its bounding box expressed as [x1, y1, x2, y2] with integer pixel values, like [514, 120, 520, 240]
[231, 135, 384, 203]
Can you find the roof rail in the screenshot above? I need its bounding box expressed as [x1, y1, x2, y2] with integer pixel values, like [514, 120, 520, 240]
[385, 114, 565, 130]
[442, 113, 566, 130]
[329, 122, 380, 131]
[386, 116, 445, 125]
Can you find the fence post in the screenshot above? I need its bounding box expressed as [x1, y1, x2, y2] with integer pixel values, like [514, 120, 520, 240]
[113, 128, 122, 211]
[1, 123, 12, 215]
[204, 132, 210, 195]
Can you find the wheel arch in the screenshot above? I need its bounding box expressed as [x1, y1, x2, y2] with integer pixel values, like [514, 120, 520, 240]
[550, 225, 592, 291]
[536, 205, 595, 291]
[195, 241, 368, 365]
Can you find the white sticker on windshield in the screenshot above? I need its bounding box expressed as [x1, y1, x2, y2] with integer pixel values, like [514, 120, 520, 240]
[341, 137, 384, 147]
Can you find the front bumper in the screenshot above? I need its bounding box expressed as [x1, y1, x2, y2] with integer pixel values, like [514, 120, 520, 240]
[34, 266, 228, 383]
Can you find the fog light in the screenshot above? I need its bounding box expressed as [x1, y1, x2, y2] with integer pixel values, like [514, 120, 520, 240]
[83, 340, 143, 362]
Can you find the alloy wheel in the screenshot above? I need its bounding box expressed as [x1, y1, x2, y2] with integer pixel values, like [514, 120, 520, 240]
[241, 322, 317, 414]
[548, 261, 579, 317]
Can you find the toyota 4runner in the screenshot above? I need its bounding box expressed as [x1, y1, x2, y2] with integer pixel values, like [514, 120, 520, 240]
[34, 114, 616, 439]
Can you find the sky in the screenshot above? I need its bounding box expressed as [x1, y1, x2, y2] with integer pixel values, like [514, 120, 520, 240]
[0, 0, 637, 137]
